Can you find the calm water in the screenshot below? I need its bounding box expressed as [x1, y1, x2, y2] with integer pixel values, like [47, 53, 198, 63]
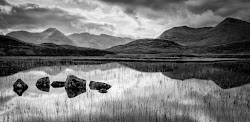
[0, 60, 250, 122]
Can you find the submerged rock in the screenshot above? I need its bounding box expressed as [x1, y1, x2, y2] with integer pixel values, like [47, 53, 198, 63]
[13, 79, 28, 96]
[89, 81, 111, 93]
[65, 75, 86, 98]
[51, 81, 65, 88]
[36, 77, 50, 92]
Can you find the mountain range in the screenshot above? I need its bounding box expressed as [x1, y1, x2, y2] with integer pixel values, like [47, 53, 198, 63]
[108, 17, 250, 54]
[68, 33, 133, 49]
[1, 17, 250, 56]
[158, 17, 250, 46]
[0, 35, 113, 56]
[7, 28, 76, 46]
[7, 29, 134, 49]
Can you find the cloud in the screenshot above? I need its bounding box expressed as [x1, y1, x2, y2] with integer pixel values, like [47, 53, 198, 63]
[0, 0, 86, 33]
[124, 8, 141, 26]
[71, 21, 116, 35]
[100, 0, 250, 22]
[186, 0, 250, 18]
[99, 0, 186, 10]
[0, 0, 10, 6]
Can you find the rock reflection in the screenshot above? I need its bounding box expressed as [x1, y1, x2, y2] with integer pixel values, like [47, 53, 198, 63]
[13, 79, 29, 96]
[36, 77, 50, 92]
[89, 81, 111, 93]
[65, 75, 86, 98]
[51, 81, 65, 88]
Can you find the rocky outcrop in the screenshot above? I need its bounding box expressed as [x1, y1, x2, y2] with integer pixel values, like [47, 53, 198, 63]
[65, 75, 86, 98]
[36, 77, 50, 92]
[13, 79, 28, 96]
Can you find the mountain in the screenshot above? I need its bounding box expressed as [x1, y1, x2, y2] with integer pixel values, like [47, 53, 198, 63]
[158, 17, 250, 46]
[109, 18, 250, 55]
[68, 33, 134, 49]
[107, 39, 184, 54]
[197, 41, 250, 54]
[0, 35, 113, 56]
[7, 28, 76, 46]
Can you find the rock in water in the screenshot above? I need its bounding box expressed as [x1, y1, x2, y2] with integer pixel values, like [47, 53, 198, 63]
[13, 79, 28, 96]
[65, 75, 86, 98]
[98, 89, 108, 93]
[36, 77, 50, 92]
[51, 81, 65, 88]
[89, 81, 111, 93]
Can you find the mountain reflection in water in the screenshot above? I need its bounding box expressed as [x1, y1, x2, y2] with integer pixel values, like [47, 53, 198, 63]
[0, 61, 250, 122]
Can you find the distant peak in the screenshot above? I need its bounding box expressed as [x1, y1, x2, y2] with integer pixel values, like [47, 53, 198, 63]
[180, 26, 189, 28]
[100, 34, 111, 37]
[219, 17, 249, 25]
[80, 32, 91, 35]
[224, 17, 241, 21]
[43, 28, 60, 32]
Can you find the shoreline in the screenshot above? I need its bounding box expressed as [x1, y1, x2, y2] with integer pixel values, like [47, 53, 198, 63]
[1, 56, 249, 63]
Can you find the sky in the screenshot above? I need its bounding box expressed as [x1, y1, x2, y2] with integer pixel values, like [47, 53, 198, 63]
[0, 0, 250, 38]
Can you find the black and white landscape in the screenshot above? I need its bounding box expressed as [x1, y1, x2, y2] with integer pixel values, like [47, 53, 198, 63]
[1, 0, 250, 122]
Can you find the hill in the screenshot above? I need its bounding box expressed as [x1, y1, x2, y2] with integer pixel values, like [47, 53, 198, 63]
[107, 39, 184, 54]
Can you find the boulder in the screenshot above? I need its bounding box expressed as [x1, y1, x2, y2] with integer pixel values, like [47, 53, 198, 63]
[36, 77, 50, 92]
[98, 89, 108, 93]
[13, 79, 28, 96]
[65, 75, 86, 98]
[89, 81, 111, 91]
[51, 81, 65, 88]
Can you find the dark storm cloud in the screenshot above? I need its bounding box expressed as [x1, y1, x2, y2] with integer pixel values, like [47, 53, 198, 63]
[100, 0, 186, 10]
[100, 0, 250, 22]
[186, 0, 250, 16]
[0, 0, 85, 30]
[100, 0, 186, 18]
[124, 8, 141, 26]
[0, 0, 10, 6]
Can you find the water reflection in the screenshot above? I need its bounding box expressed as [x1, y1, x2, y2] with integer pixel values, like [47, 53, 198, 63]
[0, 62, 250, 122]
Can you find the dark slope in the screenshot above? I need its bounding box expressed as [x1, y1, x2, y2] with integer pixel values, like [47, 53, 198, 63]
[158, 18, 250, 46]
[0, 35, 113, 56]
[199, 41, 250, 54]
[107, 39, 184, 54]
[68, 33, 134, 49]
[157, 26, 212, 45]
[7, 28, 76, 46]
